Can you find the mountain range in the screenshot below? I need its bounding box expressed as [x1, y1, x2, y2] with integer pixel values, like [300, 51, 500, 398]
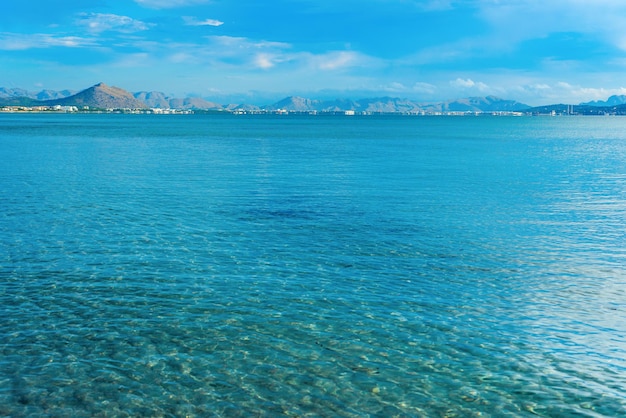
[267, 95, 529, 113]
[0, 82, 531, 113]
[0, 83, 147, 109]
[2, 82, 626, 114]
[0, 83, 220, 110]
[580, 95, 626, 107]
[0, 87, 76, 101]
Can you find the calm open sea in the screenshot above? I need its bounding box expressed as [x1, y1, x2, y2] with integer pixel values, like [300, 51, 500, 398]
[1, 113, 625, 417]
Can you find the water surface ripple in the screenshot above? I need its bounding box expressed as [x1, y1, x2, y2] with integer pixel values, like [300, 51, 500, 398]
[1, 114, 625, 416]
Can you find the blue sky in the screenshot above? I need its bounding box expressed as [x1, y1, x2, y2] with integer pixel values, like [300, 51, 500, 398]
[2, 0, 626, 105]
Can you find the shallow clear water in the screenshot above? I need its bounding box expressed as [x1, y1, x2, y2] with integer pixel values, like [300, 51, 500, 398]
[1, 113, 625, 417]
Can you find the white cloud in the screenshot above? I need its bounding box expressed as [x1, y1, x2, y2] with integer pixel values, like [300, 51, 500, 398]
[0, 33, 97, 50]
[183, 17, 224, 27]
[450, 78, 474, 88]
[530, 83, 551, 91]
[383, 82, 409, 92]
[76, 13, 151, 34]
[135, 0, 210, 9]
[254, 53, 276, 69]
[450, 78, 488, 91]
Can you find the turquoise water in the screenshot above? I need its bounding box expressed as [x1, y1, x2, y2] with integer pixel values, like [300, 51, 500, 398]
[1, 113, 625, 417]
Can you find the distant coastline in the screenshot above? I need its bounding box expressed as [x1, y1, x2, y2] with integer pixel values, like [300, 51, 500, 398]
[3, 82, 626, 115]
[3, 106, 626, 116]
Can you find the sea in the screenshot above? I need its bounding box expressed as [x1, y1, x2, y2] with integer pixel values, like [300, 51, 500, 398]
[1, 113, 625, 417]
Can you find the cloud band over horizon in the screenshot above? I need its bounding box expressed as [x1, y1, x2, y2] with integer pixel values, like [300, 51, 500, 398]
[2, 0, 626, 104]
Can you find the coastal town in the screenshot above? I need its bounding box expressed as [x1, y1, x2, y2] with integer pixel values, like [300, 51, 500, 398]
[0, 105, 193, 114]
[2, 82, 626, 116]
[3, 104, 624, 116]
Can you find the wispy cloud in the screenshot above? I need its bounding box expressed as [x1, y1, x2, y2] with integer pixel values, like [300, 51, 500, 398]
[183, 16, 224, 27]
[156, 35, 379, 76]
[416, 0, 455, 11]
[397, 1, 626, 73]
[476, 0, 626, 49]
[150, 36, 293, 69]
[371, 81, 437, 95]
[208, 36, 291, 50]
[412, 82, 438, 94]
[135, 0, 210, 9]
[75, 13, 151, 34]
[315, 51, 359, 70]
[0, 32, 97, 50]
[405, 38, 484, 67]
